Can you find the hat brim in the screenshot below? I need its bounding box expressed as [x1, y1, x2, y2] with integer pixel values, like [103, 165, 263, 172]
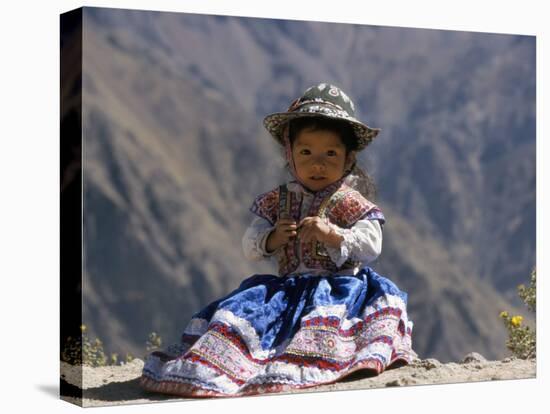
[263, 109, 380, 151]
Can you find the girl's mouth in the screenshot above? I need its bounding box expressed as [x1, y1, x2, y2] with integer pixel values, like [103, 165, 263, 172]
[309, 176, 326, 181]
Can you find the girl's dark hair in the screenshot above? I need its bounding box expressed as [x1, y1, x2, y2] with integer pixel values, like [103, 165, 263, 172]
[288, 117, 359, 153]
[286, 117, 377, 200]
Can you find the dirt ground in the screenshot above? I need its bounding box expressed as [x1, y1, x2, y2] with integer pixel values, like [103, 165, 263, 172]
[60, 353, 536, 408]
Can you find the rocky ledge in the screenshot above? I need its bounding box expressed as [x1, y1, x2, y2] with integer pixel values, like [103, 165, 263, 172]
[60, 353, 536, 408]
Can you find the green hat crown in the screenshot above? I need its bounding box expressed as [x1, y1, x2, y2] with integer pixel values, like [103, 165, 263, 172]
[290, 83, 357, 117]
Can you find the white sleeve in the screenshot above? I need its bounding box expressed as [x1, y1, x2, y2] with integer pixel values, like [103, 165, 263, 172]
[242, 216, 280, 261]
[324, 219, 383, 267]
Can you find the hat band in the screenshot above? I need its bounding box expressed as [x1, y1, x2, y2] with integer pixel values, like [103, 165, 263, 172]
[291, 98, 350, 114]
[293, 103, 354, 120]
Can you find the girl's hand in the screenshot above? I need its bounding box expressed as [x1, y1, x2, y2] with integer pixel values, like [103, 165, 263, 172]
[266, 218, 298, 253]
[298, 216, 344, 248]
[297, 216, 331, 244]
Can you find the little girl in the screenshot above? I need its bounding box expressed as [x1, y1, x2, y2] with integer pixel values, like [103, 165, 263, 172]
[139, 83, 416, 398]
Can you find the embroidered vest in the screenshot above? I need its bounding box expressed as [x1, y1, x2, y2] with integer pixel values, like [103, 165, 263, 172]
[250, 181, 382, 276]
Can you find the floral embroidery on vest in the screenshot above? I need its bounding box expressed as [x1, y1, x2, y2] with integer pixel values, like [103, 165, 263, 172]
[249, 188, 279, 226]
[250, 182, 379, 276]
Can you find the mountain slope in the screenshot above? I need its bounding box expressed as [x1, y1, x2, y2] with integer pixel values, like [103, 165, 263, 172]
[76, 8, 536, 362]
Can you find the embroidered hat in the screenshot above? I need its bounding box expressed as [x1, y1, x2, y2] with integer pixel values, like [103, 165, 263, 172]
[263, 83, 380, 151]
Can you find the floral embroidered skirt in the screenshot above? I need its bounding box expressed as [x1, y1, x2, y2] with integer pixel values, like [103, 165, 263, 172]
[139, 266, 416, 398]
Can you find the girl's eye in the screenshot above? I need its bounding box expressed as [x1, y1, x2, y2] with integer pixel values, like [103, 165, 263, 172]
[327, 150, 337, 156]
[300, 149, 311, 155]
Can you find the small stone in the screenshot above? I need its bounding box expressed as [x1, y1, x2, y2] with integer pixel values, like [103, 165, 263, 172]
[422, 358, 442, 370]
[462, 352, 487, 364]
[385, 379, 401, 387]
[502, 357, 516, 363]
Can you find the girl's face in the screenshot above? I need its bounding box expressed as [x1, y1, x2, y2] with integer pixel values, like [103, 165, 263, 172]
[291, 128, 354, 192]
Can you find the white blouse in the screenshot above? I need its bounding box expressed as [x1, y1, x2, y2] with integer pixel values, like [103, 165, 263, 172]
[242, 185, 383, 276]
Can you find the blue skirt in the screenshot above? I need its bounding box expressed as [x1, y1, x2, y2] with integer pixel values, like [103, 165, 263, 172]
[140, 266, 415, 397]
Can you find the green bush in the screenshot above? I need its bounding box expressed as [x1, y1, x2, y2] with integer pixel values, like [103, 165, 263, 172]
[499, 268, 536, 359]
[146, 332, 162, 351]
[61, 325, 162, 367]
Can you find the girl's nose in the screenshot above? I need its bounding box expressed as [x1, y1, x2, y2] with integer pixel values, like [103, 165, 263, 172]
[311, 162, 326, 173]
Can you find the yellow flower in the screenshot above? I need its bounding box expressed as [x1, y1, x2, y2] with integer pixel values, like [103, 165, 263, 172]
[499, 311, 509, 319]
[511, 315, 523, 327]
